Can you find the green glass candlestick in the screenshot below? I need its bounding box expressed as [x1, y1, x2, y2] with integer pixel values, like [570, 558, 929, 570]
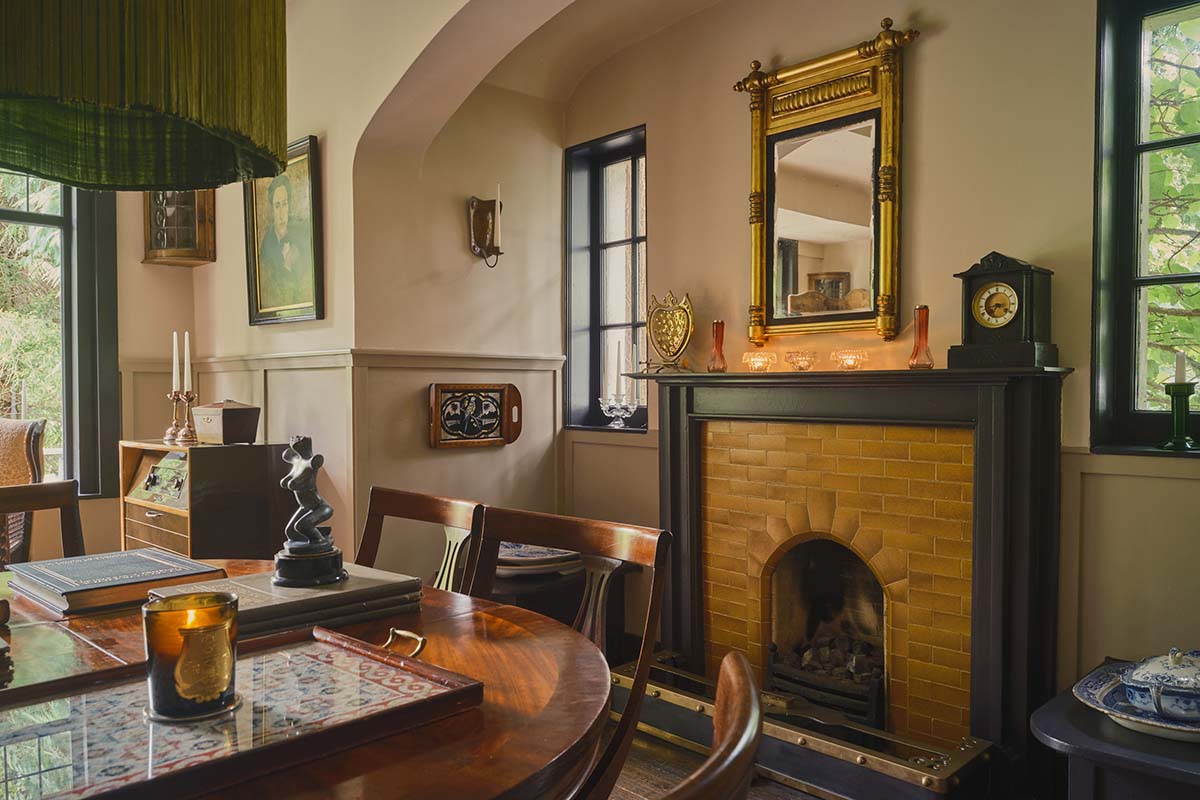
[1160, 382, 1198, 451]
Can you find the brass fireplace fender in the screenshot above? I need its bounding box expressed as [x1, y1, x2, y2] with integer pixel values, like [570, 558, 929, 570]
[611, 663, 991, 795]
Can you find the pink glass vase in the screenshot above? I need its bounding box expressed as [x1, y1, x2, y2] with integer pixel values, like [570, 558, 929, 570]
[708, 320, 728, 373]
[908, 305, 934, 369]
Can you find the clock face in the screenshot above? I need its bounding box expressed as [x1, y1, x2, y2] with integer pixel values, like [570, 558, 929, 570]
[971, 281, 1019, 328]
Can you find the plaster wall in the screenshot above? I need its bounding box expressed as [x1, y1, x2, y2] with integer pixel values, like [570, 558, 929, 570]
[558, 0, 1200, 686]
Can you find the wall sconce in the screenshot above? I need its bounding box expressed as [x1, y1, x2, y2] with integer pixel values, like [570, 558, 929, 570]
[468, 183, 503, 268]
[742, 351, 777, 372]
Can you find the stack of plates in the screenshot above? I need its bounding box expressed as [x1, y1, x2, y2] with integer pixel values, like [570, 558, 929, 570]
[495, 542, 582, 578]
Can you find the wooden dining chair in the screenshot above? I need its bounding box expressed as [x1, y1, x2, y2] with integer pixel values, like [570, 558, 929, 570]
[354, 487, 483, 591]
[0, 479, 84, 562]
[0, 418, 45, 564]
[658, 651, 762, 800]
[464, 505, 672, 800]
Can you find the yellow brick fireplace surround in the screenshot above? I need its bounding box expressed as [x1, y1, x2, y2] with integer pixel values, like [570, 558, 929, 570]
[702, 420, 975, 748]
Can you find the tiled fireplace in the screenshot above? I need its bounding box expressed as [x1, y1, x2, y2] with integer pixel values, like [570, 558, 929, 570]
[652, 368, 1068, 796]
[702, 420, 975, 747]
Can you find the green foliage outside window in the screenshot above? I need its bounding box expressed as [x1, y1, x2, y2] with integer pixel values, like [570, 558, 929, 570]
[0, 172, 64, 473]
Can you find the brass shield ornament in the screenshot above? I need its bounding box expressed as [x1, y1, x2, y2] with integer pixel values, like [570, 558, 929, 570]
[648, 291, 695, 368]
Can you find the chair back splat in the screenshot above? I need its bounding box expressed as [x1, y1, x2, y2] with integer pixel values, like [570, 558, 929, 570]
[355, 487, 482, 592]
[465, 505, 671, 800]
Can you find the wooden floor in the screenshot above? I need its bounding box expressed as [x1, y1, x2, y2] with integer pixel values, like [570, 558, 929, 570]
[614, 730, 812, 800]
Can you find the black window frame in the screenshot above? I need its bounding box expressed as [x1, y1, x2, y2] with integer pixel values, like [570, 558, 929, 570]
[564, 126, 648, 431]
[1094, 0, 1200, 453]
[0, 179, 119, 496]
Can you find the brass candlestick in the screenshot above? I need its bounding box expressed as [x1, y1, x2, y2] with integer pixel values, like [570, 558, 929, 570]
[163, 391, 183, 444]
[176, 390, 199, 446]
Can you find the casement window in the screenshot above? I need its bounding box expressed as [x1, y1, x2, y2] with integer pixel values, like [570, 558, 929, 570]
[0, 171, 118, 493]
[1094, 0, 1200, 449]
[564, 126, 648, 430]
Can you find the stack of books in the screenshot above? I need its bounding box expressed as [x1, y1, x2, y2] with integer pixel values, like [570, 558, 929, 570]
[6, 550, 423, 638]
[495, 542, 582, 578]
[150, 563, 422, 638]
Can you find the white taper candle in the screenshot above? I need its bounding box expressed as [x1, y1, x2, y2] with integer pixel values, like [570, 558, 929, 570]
[171, 331, 180, 392]
[1177, 350, 1187, 384]
[183, 331, 192, 393]
[495, 183, 501, 249]
[617, 339, 625, 398]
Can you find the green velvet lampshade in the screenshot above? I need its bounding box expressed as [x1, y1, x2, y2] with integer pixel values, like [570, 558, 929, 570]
[0, 0, 287, 190]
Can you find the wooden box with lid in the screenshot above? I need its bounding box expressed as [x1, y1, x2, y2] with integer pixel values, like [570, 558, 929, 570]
[119, 441, 296, 560]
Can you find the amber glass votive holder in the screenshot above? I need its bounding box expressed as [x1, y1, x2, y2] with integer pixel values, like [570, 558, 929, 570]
[143, 592, 240, 722]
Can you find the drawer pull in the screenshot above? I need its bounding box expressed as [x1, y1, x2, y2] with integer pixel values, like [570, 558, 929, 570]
[143, 510, 164, 519]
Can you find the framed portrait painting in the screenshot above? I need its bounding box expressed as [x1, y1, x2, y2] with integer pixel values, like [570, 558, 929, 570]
[243, 135, 325, 325]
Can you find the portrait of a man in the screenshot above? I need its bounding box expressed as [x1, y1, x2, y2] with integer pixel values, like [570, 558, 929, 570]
[244, 135, 324, 324]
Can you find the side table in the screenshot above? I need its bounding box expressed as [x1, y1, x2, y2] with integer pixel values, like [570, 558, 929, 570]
[1031, 682, 1200, 799]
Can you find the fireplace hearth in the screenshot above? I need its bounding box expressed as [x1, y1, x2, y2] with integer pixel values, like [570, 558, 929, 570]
[768, 538, 886, 729]
[648, 368, 1068, 799]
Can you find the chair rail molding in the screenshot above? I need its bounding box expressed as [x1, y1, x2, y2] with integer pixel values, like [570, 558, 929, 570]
[184, 347, 565, 560]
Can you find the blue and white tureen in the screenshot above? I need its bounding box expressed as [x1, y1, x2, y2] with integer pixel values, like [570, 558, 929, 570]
[1122, 648, 1200, 722]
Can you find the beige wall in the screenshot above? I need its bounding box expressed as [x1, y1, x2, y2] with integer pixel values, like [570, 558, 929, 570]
[191, 0, 479, 360]
[346, 82, 567, 567]
[354, 84, 565, 353]
[558, 0, 1200, 685]
[565, 0, 1095, 407]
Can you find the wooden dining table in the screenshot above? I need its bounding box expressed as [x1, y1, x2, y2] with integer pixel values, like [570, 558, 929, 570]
[0, 559, 614, 800]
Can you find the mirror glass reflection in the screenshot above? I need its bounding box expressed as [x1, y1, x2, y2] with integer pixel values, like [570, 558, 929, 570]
[770, 116, 877, 321]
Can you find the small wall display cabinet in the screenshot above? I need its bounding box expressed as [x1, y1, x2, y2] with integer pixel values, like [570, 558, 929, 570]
[142, 190, 216, 266]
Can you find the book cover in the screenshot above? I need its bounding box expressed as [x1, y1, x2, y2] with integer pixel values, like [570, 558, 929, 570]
[7, 550, 222, 596]
[150, 563, 422, 627]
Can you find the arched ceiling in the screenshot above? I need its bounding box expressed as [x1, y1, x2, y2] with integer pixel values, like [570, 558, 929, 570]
[482, 0, 724, 102]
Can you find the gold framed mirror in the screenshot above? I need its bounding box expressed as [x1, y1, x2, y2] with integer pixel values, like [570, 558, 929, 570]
[735, 18, 918, 344]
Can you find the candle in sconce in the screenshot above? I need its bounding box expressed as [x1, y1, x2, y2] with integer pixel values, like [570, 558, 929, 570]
[616, 339, 625, 398]
[171, 331, 180, 393]
[183, 331, 192, 393]
[495, 183, 501, 250]
[1176, 350, 1187, 384]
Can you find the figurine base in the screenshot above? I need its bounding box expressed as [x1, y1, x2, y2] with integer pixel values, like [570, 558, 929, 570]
[273, 547, 348, 587]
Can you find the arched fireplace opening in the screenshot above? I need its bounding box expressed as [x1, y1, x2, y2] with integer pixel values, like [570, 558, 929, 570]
[768, 537, 886, 729]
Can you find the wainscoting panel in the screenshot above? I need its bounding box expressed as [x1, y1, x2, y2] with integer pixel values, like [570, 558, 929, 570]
[357, 357, 562, 582]
[119, 358, 173, 442]
[1058, 449, 1200, 690]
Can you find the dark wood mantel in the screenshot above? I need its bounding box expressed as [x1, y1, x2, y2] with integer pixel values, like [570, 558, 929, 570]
[646, 366, 1071, 796]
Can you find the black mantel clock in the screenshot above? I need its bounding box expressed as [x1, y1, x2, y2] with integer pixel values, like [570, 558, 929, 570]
[947, 251, 1058, 369]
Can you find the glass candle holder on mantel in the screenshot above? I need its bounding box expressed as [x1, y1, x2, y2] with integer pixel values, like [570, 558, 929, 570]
[831, 349, 868, 370]
[785, 351, 818, 372]
[742, 351, 777, 372]
[143, 592, 240, 722]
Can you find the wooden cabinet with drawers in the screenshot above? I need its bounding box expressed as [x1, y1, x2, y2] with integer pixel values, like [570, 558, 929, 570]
[119, 440, 296, 560]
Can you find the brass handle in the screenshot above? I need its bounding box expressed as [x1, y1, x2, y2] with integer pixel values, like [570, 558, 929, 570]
[382, 628, 427, 658]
